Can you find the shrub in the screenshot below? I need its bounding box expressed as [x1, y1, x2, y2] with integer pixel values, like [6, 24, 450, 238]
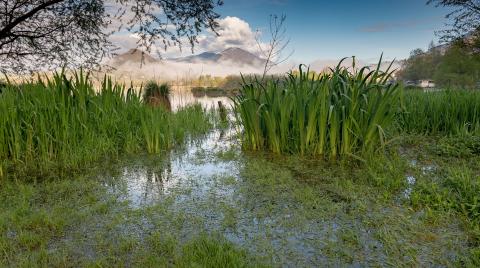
[143, 81, 172, 110]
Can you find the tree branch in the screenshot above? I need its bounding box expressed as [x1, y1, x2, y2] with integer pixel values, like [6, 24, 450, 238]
[0, 0, 63, 39]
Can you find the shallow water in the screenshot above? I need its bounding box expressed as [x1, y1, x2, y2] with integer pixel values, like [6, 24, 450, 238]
[95, 116, 467, 266]
[109, 128, 238, 208]
[102, 129, 343, 266]
[170, 87, 232, 111]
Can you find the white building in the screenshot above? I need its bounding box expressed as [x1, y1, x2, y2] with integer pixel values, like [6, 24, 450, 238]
[419, 80, 435, 88]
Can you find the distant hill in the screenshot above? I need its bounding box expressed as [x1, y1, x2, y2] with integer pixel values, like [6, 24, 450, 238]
[175, 51, 221, 63]
[108, 49, 159, 66]
[108, 47, 265, 68]
[172, 47, 266, 66]
[218, 47, 266, 66]
[103, 47, 266, 82]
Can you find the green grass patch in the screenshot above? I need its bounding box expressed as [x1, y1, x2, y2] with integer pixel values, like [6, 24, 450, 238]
[397, 90, 480, 135]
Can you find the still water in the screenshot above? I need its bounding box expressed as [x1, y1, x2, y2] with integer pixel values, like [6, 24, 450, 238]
[169, 87, 232, 111]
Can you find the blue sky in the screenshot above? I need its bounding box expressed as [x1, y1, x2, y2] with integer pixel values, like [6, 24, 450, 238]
[215, 0, 451, 62]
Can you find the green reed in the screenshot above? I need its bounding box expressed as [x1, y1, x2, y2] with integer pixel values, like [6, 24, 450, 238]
[233, 57, 400, 159]
[397, 89, 480, 135]
[0, 71, 211, 179]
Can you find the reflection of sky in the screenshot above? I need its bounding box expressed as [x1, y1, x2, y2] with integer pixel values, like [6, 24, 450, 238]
[117, 127, 238, 207]
[106, 123, 438, 267]
[170, 89, 233, 111]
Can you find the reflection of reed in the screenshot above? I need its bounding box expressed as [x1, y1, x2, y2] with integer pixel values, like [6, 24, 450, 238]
[218, 101, 227, 122]
[191, 87, 206, 98]
[219, 128, 225, 140]
[143, 154, 172, 200]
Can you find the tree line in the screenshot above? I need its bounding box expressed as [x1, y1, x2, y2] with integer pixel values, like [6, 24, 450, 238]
[398, 37, 480, 89]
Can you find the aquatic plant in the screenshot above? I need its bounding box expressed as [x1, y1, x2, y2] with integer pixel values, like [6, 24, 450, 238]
[143, 81, 172, 111]
[397, 90, 480, 135]
[0, 71, 211, 179]
[233, 57, 400, 159]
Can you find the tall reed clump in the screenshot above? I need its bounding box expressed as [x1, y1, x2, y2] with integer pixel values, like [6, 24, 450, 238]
[143, 81, 172, 111]
[397, 90, 480, 135]
[233, 57, 400, 159]
[0, 71, 211, 179]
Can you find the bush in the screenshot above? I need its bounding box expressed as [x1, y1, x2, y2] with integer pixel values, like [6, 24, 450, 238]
[143, 81, 171, 110]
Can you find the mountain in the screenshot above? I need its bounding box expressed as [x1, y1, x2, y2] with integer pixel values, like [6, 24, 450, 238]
[109, 49, 159, 66]
[218, 47, 265, 66]
[172, 47, 265, 66]
[176, 51, 221, 63]
[108, 47, 265, 68]
[104, 47, 266, 81]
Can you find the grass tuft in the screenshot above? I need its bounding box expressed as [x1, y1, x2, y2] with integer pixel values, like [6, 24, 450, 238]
[143, 81, 172, 110]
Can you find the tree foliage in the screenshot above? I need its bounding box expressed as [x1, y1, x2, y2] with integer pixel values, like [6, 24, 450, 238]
[399, 41, 480, 89]
[427, 0, 480, 44]
[0, 0, 223, 73]
[434, 42, 480, 88]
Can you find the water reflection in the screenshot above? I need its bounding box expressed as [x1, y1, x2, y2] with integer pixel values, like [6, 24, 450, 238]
[140, 155, 172, 199]
[170, 86, 233, 111]
[106, 126, 238, 207]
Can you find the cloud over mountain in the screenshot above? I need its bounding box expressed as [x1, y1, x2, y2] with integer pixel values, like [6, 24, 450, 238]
[108, 16, 264, 59]
[196, 16, 260, 53]
[171, 47, 266, 66]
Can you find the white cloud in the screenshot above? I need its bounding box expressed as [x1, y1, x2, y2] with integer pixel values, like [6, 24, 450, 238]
[108, 16, 266, 58]
[197, 16, 261, 53]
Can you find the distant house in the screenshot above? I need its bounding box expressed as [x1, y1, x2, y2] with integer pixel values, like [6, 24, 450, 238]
[404, 80, 416, 87]
[402, 80, 435, 88]
[419, 80, 435, 88]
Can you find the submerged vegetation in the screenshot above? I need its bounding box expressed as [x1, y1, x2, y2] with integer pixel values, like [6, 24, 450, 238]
[234, 58, 400, 159]
[0, 72, 211, 179]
